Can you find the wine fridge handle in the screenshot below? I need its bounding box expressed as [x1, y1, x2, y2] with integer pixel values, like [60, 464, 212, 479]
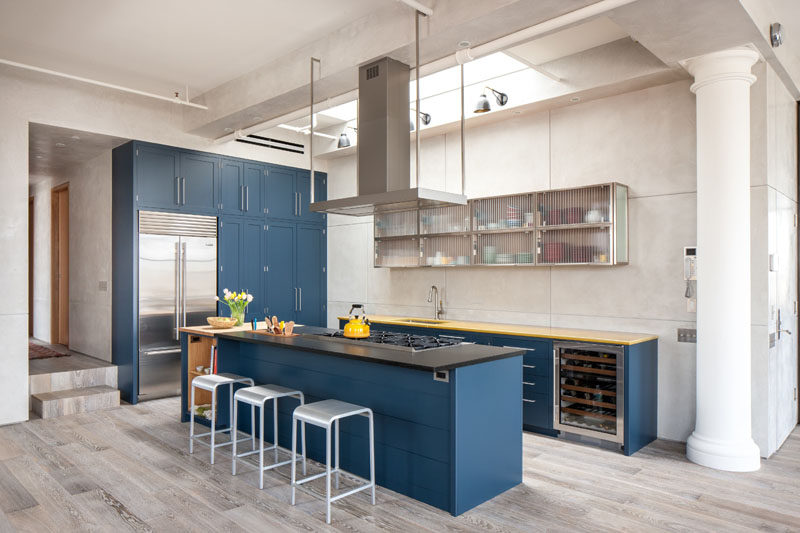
[553, 348, 559, 408]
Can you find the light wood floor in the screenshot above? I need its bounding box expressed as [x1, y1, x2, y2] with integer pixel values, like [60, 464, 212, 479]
[1, 397, 799, 533]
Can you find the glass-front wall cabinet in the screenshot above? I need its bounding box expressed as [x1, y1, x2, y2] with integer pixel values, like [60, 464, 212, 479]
[373, 182, 629, 268]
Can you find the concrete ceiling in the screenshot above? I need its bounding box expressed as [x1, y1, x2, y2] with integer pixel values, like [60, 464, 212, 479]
[5, 0, 799, 145]
[29, 123, 129, 180]
[0, 0, 383, 98]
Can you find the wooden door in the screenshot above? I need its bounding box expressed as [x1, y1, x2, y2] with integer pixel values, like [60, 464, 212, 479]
[51, 184, 69, 346]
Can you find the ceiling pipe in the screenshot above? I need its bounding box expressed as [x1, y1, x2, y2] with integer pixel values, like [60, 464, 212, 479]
[396, 0, 432, 17]
[0, 57, 209, 110]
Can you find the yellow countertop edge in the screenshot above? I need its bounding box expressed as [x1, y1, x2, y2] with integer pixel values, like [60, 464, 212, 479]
[337, 315, 658, 346]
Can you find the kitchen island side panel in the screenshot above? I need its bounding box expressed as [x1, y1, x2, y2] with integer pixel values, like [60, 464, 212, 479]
[623, 339, 658, 456]
[214, 337, 454, 512]
[451, 356, 523, 515]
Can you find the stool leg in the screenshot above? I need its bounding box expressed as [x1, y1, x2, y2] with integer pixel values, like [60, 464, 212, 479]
[232, 397, 238, 475]
[210, 386, 217, 464]
[291, 416, 297, 506]
[273, 398, 279, 464]
[299, 393, 307, 476]
[259, 403, 265, 490]
[251, 403, 256, 451]
[334, 419, 340, 489]
[326, 425, 332, 524]
[369, 411, 376, 505]
[189, 385, 195, 454]
[301, 420, 307, 476]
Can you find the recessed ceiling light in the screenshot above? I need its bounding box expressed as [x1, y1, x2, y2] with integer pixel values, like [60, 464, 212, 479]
[223, 127, 233, 133]
[252, 115, 263, 121]
[35, 155, 43, 159]
[458, 40, 471, 48]
[512, 110, 521, 115]
[70, 135, 81, 141]
[55, 142, 66, 147]
[570, 96, 581, 102]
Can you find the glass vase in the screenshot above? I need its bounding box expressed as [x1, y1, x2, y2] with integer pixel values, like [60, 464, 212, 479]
[231, 308, 245, 326]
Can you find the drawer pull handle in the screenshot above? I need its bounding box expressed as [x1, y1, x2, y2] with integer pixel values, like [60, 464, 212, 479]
[522, 399, 536, 404]
[522, 381, 536, 386]
[505, 345, 536, 352]
[523, 364, 536, 369]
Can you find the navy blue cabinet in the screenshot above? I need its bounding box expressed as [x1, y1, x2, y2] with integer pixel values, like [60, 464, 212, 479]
[491, 336, 554, 435]
[136, 144, 180, 209]
[218, 216, 265, 322]
[266, 165, 326, 224]
[115, 140, 327, 404]
[180, 152, 218, 213]
[295, 224, 326, 326]
[263, 220, 326, 326]
[266, 166, 296, 219]
[218, 217, 242, 310]
[296, 170, 327, 224]
[265, 221, 295, 319]
[244, 162, 265, 216]
[220, 159, 244, 215]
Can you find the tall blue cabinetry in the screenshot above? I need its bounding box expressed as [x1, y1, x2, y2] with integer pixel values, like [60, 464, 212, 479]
[113, 140, 327, 404]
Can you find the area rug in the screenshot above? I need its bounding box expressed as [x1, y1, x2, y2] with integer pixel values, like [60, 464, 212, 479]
[29, 343, 70, 360]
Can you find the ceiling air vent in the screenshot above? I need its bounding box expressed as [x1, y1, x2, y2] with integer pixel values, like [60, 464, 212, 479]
[366, 64, 380, 80]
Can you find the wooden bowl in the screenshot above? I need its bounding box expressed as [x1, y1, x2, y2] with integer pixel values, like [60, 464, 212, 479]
[207, 316, 238, 329]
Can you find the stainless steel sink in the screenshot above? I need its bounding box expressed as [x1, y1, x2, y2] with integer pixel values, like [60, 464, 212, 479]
[395, 318, 449, 324]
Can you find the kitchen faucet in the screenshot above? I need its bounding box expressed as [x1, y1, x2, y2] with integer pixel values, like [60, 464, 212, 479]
[427, 285, 444, 319]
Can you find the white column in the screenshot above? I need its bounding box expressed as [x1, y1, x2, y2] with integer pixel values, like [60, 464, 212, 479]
[684, 48, 760, 472]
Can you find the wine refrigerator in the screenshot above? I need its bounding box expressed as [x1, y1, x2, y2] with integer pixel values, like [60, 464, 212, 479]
[553, 341, 624, 444]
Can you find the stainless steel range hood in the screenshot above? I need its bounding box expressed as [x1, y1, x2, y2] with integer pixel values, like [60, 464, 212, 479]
[309, 57, 467, 216]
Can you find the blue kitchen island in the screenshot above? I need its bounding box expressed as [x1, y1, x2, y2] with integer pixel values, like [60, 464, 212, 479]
[180, 325, 524, 515]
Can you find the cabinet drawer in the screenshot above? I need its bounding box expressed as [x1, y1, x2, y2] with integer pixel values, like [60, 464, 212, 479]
[522, 374, 547, 397]
[523, 392, 551, 429]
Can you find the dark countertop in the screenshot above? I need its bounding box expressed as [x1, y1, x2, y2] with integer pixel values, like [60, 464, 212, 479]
[216, 326, 525, 372]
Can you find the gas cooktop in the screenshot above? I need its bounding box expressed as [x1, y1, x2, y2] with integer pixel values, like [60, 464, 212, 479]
[320, 330, 464, 352]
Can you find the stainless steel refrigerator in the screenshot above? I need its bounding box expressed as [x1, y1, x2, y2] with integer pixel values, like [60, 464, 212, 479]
[138, 211, 217, 401]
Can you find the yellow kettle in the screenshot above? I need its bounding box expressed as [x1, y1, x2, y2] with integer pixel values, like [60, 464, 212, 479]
[343, 304, 370, 339]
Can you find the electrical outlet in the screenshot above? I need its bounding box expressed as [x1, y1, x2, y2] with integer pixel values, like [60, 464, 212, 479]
[677, 328, 697, 343]
[98, 280, 108, 292]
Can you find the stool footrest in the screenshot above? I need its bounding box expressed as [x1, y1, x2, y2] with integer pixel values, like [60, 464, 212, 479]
[293, 468, 340, 486]
[330, 482, 374, 503]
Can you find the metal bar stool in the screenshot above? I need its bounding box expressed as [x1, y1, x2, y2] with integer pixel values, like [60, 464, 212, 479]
[232, 384, 307, 489]
[189, 373, 254, 464]
[291, 399, 376, 524]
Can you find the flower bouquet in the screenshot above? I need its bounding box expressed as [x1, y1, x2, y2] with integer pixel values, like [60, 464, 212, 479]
[215, 288, 253, 326]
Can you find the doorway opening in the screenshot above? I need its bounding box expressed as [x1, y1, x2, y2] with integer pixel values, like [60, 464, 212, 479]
[51, 183, 69, 346]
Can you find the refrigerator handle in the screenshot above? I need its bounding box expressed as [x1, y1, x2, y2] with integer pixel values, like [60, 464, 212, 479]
[181, 241, 187, 327]
[174, 242, 180, 340]
[298, 287, 302, 312]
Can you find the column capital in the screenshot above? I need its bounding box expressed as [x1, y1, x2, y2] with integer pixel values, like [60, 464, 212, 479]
[682, 48, 760, 93]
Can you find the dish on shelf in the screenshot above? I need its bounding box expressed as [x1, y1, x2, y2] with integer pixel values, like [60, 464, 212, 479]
[482, 246, 497, 264]
[516, 252, 534, 264]
[496, 253, 515, 264]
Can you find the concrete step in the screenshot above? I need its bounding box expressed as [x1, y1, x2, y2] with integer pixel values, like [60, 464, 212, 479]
[29, 364, 117, 410]
[31, 385, 120, 419]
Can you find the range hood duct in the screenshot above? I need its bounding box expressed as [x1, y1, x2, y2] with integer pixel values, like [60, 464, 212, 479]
[309, 57, 467, 216]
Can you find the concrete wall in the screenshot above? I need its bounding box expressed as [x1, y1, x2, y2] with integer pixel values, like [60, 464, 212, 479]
[66, 153, 113, 361]
[327, 79, 700, 442]
[0, 64, 320, 426]
[30, 178, 53, 343]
